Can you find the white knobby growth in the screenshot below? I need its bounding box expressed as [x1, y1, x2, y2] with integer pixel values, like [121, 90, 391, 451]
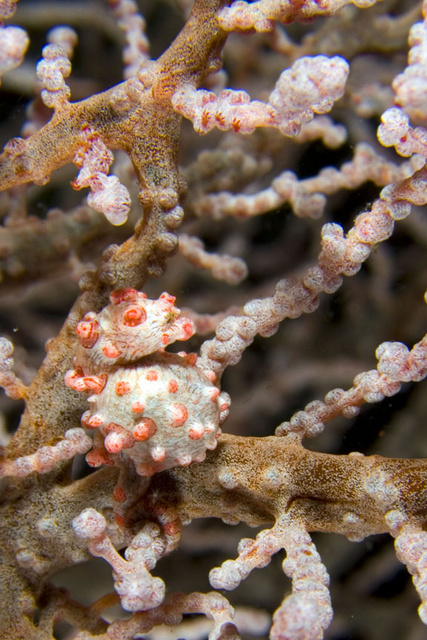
[210, 514, 332, 640]
[73, 128, 132, 225]
[81, 591, 241, 640]
[0, 336, 26, 399]
[0, 428, 92, 478]
[172, 85, 274, 134]
[376, 336, 427, 382]
[276, 332, 427, 440]
[378, 108, 427, 157]
[108, 0, 150, 78]
[172, 55, 349, 137]
[386, 513, 427, 625]
[195, 142, 420, 221]
[36, 43, 72, 109]
[179, 233, 248, 284]
[294, 115, 347, 147]
[391, 3, 427, 119]
[217, 0, 382, 32]
[209, 525, 283, 591]
[0, 24, 28, 77]
[72, 508, 166, 611]
[271, 516, 332, 640]
[269, 55, 349, 136]
[47, 26, 78, 59]
[198, 179, 421, 381]
[0, 0, 28, 78]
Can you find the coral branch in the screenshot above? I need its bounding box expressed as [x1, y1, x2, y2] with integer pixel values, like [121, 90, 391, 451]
[276, 332, 427, 439]
[72, 126, 132, 226]
[172, 55, 348, 136]
[194, 143, 421, 220]
[197, 177, 419, 379]
[0, 428, 92, 477]
[108, 0, 150, 78]
[217, 0, 381, 32]
[73, 508, 166, 612]
[179, 233, 248, 284]
[74, 591, 239, 640]
[0, 0, 28, 82]
[1, 0, 427, 637]
[271, 516, 332, 640]
[36, 42, 72, 109]
[0, 336, 26, 399]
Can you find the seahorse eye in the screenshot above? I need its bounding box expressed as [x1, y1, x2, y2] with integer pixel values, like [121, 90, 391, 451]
[122, 306, 146, 327]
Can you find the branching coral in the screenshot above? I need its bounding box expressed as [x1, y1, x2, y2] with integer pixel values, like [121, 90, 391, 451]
[1, 0, 427, 639]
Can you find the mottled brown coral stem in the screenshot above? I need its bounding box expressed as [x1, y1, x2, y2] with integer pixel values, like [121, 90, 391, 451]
[164, 434, 427, 537]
